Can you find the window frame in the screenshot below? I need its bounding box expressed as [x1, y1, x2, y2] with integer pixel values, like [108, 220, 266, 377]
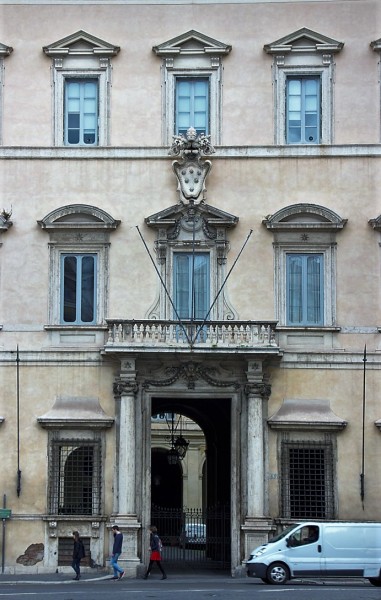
[60, 253, 98, 325]
[276, 241, 335, 328]
[38, 204, 120, 330]
[175, 77, 210, 136]
[173, 251, 210, 320]
[286, 75, 321, 144]
[153, 31, 231, 146]
[281, 439, 335, 520]
[64, 78, 99, 146]
[264, 28, 343, 146]
[276, 65, 331, 145]
[286, 252, 324, 326]
[43, 31, 120, 147]
[48, 438, 102, 516]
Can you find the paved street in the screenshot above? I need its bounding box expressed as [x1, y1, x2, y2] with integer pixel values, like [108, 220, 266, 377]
[0, 572, 380, 600]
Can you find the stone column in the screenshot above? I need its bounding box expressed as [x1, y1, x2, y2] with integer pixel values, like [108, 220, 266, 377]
[112, 357, 141, 577]
[241, 360, 273, 568]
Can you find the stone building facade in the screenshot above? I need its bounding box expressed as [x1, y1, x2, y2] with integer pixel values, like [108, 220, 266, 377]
[0, 0, 380, 577]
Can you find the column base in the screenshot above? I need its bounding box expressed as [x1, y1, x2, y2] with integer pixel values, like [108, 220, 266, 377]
[241, 517, 275, 572]
[109, 515, 142, 577]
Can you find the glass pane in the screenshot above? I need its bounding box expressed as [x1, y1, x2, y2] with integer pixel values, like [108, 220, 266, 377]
[288, 255, 303, 324]
[306, 255, 322, 324]
[289, 97, 301, 112]
[175, 255, 190, 319]
[305, 79, 318, 95]
[193, 255, 209, 319]
[288, 79, 301, 95]
[305, 96, 317, 112]
[63, 256, 77, 323]
[81, 256, 95, 322]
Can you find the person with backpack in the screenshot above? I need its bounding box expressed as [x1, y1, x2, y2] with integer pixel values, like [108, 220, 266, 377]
[143, 525, 167, 580]
[71, 531, 85, 580]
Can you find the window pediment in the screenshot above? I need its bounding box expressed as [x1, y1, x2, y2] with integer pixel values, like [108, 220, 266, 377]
[43, 30, 120, 58]
[153, 30, 231, 59]
[146, 202, 238, 231]
[37, 396, 114, 429]
[38, 204, 120, 231]
[263, 203, 347, 232]
[0, 42, 13, 58]
[369, 215, 381, 230]
[268, 398, 347, 431]
[264, 28, 344, 57]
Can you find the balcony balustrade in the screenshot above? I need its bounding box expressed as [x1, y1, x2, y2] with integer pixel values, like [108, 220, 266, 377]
[105, 319, 279, 353]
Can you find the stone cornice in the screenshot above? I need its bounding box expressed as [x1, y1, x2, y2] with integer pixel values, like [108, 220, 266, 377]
[2, 145, 381, 160]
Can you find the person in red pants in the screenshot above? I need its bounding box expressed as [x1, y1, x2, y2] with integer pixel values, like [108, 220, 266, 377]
[143, 525, 167, 580]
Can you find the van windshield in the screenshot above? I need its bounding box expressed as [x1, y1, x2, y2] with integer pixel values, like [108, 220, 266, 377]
[268, 524, 301, 544]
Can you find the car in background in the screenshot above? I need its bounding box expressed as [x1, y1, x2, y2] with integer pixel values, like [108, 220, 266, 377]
[180, 523, 206, 547]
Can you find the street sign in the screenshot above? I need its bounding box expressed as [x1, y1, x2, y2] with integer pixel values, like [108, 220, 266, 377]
[0, 509, 11, 519]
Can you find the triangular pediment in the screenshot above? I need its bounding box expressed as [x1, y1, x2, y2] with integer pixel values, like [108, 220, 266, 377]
[153, 30, 231, 57]
[264, 27, 344, 55]
[145, 202, 238, 230]
[0, 42, 13, 58]
[43, 30, 120, 58]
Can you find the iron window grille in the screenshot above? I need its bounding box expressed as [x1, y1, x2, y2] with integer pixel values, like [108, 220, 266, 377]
[281, 440, 334, 519]
[49, 440, 102, 515]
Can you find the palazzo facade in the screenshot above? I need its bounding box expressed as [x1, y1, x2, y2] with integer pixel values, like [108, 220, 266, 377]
[0, 0, 380, 577]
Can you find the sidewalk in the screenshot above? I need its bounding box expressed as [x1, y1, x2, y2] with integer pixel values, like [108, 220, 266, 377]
[0, 571, 372, 586]
[0, 569, 233, 585]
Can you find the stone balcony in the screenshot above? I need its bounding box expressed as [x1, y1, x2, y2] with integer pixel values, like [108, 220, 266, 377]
[104, 319, 280, 355]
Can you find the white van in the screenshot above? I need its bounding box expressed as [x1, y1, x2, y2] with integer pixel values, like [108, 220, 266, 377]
[246, 522, 381, 586]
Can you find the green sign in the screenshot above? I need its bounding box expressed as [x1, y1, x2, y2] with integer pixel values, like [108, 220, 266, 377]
[0, 508, 11, 519]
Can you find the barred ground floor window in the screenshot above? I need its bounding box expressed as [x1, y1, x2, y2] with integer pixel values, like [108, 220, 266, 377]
[48, 439, 102, 515]
[281, 440, 335, 519]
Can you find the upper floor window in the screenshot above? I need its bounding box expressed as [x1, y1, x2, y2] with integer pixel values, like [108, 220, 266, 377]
[174, 253, 210, 320]
[153, 30, 231, 145]
[43, 30, 120, 146]
[263, 203, 347, 331]
[176, 78, 209, 136]
[61, 254, 97, 324]
[264, 28, 343, 145]
[145, 203, 238, 322]
[287, 253, 324, 326]
[65, 79, 98, 146]
[38, 204, 120, 332]
[286, 77, 320, 144]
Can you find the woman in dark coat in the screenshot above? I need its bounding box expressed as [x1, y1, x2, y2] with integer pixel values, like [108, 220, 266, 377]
[143, 526, 167, 580]
[72, 530, 85, 580]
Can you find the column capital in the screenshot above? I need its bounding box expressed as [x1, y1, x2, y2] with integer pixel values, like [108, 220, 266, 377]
[245, 381, 271, 399]
[113, 378, 139, 398]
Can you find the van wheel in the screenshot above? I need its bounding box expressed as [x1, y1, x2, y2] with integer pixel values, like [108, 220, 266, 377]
[266, 562, 289, 585]
[369, 578, 381, 587]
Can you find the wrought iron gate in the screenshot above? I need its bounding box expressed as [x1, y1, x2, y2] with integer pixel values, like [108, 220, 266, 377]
[151, 504, 230, 570]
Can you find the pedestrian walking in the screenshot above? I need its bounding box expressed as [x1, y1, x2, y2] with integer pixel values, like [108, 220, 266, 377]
[71, 531, 85, 581]
[143, 525, 167, 580]
[110, 525, 125, 580]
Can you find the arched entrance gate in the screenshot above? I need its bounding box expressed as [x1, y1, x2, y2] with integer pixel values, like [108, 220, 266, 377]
[150, 397, 231, 570]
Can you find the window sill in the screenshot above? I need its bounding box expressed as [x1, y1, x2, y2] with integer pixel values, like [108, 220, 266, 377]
[44, 325, 108, 330]
[276, 326, 341, 332]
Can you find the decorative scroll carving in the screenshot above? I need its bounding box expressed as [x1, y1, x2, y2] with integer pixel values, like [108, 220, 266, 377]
[245, 382, 272, 399]
[113, 378, 139, 398]
[143, 361, 240, 390]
